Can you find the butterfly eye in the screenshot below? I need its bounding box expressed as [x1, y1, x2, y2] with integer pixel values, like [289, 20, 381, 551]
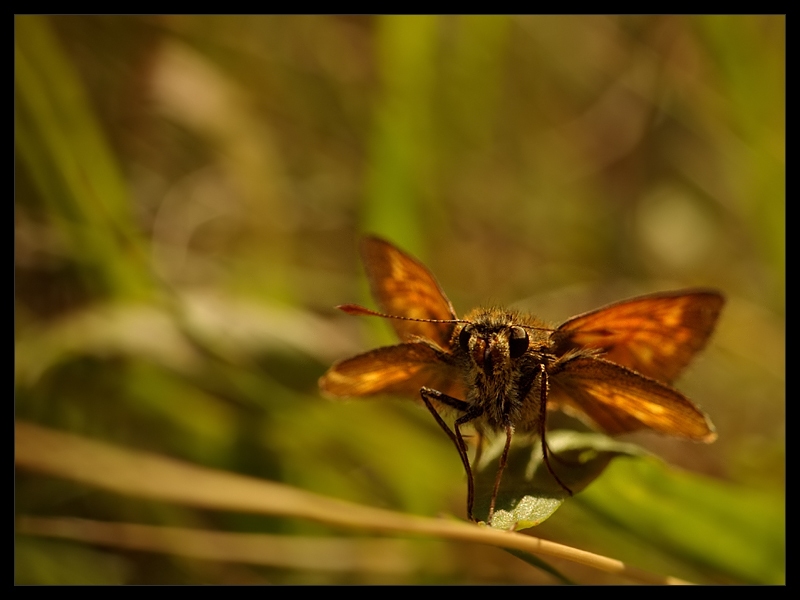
[509, 326, 529, 358]
[459, 324, 473, 351]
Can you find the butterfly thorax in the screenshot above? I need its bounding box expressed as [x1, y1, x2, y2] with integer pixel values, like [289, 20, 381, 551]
[453, 308, 554, 432]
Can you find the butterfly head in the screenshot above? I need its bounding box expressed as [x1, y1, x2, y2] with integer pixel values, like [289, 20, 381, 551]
[455, 308, 553, 376]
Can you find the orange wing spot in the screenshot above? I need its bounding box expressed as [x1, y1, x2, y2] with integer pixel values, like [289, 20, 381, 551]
[661, 303, 684, 327]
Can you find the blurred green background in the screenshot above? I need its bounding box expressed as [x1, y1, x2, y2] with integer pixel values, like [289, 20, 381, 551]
[15, 15, 784, 584]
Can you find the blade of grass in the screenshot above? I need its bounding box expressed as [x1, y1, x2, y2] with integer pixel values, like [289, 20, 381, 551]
[15, 419, 692, 584]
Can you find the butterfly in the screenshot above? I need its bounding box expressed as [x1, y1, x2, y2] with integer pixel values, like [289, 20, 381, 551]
[319, 236, 723, 523]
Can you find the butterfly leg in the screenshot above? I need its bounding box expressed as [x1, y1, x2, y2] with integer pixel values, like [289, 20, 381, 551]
[420, 387, 483, 522]
[488, 423, 514, 523]
[545, 438, 581, 467]
[539, 365, 573, 495]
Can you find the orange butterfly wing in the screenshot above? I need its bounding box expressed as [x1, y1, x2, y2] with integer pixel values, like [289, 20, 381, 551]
[319, 342, 465, 401]
[549, 357, 716, 441]
[551, 290, 724, 383]
[360, 236, 457, 348]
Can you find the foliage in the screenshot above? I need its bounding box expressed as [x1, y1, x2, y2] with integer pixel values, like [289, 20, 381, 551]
[15, 15, 784, 584]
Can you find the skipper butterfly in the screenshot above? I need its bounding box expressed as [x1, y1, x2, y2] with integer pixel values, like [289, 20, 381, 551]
[319, 236, 722, 523]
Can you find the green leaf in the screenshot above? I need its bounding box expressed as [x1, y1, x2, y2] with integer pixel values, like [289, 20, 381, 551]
[474, 430, 649, 530]
[576, 458, 785, 584]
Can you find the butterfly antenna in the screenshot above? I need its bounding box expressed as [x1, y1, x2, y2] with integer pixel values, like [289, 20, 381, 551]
[339, 304, 558, 333]
[337, 304, 468, 324]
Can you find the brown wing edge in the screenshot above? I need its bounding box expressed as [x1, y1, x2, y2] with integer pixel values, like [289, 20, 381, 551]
[361, 235, 456, 313]
[548, 356, 717, 443]
[318, 341, 465, 401]
[551, 289, 725, 382]
[557, 288, 725, 329]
